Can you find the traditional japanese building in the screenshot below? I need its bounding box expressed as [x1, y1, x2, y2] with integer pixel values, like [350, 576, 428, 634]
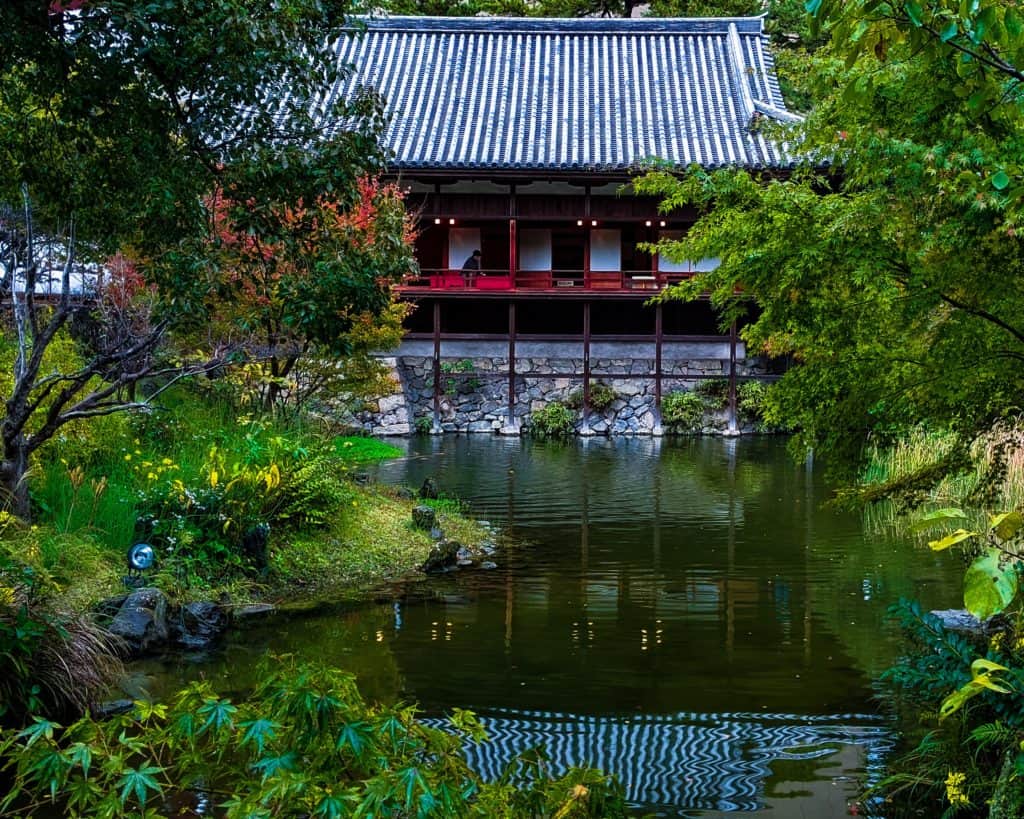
[331, 15, 798, 434]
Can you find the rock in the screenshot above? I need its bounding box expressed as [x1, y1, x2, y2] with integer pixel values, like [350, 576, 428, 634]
[395, 487, 416, 500]
[412, 505, 437, 530]
[92, 699, 134, 719]
[930, 609, 993, 635]
[241, 523, 271, 571]
[456, 546, 473, 562]
[421, 540, 460, 573]
[419, 477, 440, 499]
[480, 561, 498, 570]
[430, 525, 445, 541]
[95, 594, 129, 618]
[233, 602, 277, 621]
[457, 558, 474, 567]
[173, 601, 229, 650]
[108, 588, 169, 655]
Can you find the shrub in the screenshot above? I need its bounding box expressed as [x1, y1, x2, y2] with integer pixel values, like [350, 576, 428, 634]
[660, 390, 705, 432]
[0, 539, 122, 727]
[694, 378, 729, 409]
[529, 402, 576, 439]
[0, 657, 628, 817]
[565, 382, 617, 413]
[737, 380, 769, 427]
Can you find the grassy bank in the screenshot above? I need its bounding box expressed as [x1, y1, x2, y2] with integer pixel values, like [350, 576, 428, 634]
[1, 386, 486, 610]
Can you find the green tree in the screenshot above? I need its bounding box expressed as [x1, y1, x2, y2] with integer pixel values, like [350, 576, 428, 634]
[0, 2, 401, 517]
[637, 0, 1024, 477]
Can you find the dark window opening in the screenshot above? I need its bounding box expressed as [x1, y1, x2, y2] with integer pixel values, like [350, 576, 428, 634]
[591, 300, 655, 335]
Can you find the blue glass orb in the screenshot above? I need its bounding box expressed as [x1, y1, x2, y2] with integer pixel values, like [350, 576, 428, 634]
[128, 543, 155, 571]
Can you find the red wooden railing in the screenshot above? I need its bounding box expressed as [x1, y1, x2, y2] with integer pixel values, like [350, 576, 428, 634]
[402, 269, 694, 292]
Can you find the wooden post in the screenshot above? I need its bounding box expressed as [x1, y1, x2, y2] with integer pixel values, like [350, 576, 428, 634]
[654, 302, 663, 414]
[582, 301, 591, 426]
[432, 301, 442, 430]
[509, 217, 517, 284]
[727, 319, 738, 433]
[507, 301, 516, 427]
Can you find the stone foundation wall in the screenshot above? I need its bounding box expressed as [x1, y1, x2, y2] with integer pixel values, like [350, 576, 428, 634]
[352, 353, 771, 436]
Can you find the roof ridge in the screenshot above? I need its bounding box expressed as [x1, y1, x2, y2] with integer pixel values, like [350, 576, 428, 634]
[357, 15, 765, 36]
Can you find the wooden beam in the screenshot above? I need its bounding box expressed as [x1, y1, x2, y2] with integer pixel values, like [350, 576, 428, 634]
[728, 320, 738, 432]
[508, 301, 516, 426]
[582, 301, 591, 420]
[654, 302, 663, 413]
[433, 301, 442, 429]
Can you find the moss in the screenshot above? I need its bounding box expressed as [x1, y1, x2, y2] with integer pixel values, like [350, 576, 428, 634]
[270, 482, 489, 599]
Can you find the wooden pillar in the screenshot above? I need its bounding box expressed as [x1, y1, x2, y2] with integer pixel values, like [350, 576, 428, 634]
[432, 301, 442, 430]
[582, 301, 591, 421]
[654, 302, 663, 413]
[727, 320, 738, 433]
[509, 217, 517, 281]
[507, 302, 516, 426]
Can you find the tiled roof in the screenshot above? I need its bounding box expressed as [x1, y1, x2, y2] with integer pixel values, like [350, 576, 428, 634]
[326, 16, 798, 173]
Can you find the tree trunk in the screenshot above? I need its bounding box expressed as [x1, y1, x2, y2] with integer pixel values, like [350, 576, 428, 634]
[1, 439, 31, 521]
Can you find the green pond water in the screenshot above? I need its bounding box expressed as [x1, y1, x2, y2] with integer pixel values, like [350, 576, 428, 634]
[136, 435, 961, 817]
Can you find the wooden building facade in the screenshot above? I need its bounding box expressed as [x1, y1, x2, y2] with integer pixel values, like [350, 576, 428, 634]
[328, 15, 797, 433]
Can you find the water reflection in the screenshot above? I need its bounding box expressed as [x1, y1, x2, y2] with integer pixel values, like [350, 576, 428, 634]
[138, 436, 960, 816]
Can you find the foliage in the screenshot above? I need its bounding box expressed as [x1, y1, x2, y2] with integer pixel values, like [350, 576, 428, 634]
[333, 436, 403, 464]
[414, 415, 434, 435]
[439, 359, 481, 396]
[694, 378, 729, 410]
[660, 390, 705, 433]
[0, 539, 122, 728]
[0, 657, 627, 818]
[2, 0, 408, 516]
[565, 382, 617, 413]
[203, 179, 417, 409]
[737, 380, 771, 428]
[877, 600, 1024, 815]
[529, 403, 576, 439]
[637, 0, 1024, 481]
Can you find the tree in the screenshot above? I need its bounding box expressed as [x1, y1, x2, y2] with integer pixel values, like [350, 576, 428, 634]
[0, 2, 401, 517]
[636, 0, 1024, 477]
[204, 177, 416, 409]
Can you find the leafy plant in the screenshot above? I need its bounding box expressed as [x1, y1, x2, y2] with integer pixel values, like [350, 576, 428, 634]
[565, 382, 617, 413]
[694, 378, 729, 410]
[660, 390, 705, 433]
[440, 359, 481, 395]
[0, 657, 627, 817]
[529, 403, 576, 439]
[737, 380, 770, 427]
[414, 415, 434, 435]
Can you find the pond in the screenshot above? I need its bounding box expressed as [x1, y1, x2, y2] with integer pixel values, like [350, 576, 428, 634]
[136, 436, 960, 817]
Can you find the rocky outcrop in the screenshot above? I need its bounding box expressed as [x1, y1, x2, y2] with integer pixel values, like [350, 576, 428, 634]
[108, 588, 170, 654]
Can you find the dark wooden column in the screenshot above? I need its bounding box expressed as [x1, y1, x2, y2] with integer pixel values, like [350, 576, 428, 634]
[582, 301, 591, 420]
[509, 217, 517, 280]
[728, 319, 738, 432]
[432, 301, 442, 429]
[654, 302, 663, 414]
[507, 301, 516, 426]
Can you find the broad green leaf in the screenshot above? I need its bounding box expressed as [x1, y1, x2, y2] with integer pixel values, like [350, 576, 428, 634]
[928, 529, 975, 551]
[239, 718, 278, 755]
[970, 658, 1014, 693]
[940, 21, 958, 41]
[117, 765, 163, 806]
[992, 170, 1011, 191]
[804, 0, 823, 16]
[990, 511, 1023, 540]
[905, 1, 924, 26]
[939, 680, 983, 720]
[964, 550, 1018, 619]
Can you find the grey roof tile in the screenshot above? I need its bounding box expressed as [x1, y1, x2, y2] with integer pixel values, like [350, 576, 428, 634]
[330, 16, 796, 172]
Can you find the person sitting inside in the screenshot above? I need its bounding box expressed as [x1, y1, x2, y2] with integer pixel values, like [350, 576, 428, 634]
[461, 249, 483, 275]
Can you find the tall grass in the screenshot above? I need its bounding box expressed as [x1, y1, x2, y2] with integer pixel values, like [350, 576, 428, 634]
[860, 420, 1024, 535]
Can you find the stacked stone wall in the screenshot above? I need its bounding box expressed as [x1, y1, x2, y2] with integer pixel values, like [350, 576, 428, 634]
[352, 355, 772, 436]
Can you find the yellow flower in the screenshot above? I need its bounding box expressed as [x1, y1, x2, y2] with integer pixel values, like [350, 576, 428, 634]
[945, 771, 969, 806]
[162, 458, 173, 466]
[124, 453, 131, 462]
